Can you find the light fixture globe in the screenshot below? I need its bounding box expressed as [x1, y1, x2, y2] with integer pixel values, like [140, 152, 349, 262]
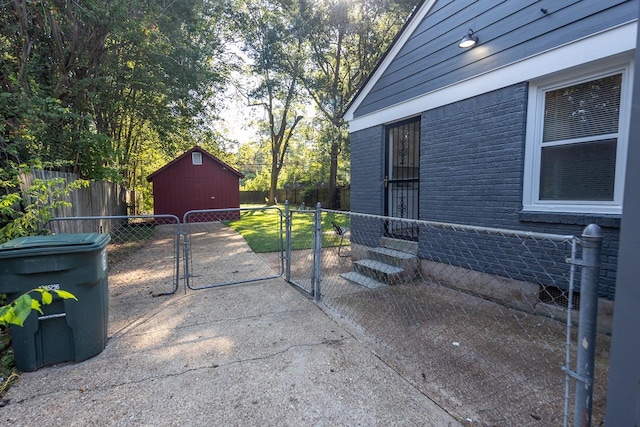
[459, 29, 478, 48]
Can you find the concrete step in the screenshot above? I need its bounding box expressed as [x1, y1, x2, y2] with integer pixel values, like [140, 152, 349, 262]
[340, 271, 386, 289]
[368, 246, 418, 269]
[380, 237, 418, 255]
[354, 259, 409, 285]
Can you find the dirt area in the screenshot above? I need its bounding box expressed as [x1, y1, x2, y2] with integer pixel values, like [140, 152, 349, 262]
[107, 224, 180, 336]
[260, 248, 610, 427]
[325, 282, 609, 426]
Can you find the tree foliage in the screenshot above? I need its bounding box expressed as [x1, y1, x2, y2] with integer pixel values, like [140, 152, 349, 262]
[1, 287, 77, 328]
[299, 0, 416, 207]
[1, 0, 229, 197]
[0, 164, 88, 243]
[234, 0, 308, 205]
[231, 0, 416, 207]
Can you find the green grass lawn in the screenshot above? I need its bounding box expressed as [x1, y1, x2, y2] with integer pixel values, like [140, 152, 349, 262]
[226, 205, 346, 253]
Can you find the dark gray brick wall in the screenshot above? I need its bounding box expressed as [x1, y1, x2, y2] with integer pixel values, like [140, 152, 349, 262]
[417, 83, 619, 299]
[349, 83, 620, 299]
[350, 126, 384, 215]
[420, 83, 528, 228]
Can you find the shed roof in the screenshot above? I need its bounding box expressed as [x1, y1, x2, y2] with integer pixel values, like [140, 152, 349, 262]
[146, 146, 244, 182]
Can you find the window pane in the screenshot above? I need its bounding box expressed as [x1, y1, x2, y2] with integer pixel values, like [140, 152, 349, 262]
[539, 139, 616, 201]
[192, 152, 202, 165]
[543, 74, 622, 142]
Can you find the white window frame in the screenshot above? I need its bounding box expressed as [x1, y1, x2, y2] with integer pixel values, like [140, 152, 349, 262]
[192, 151, 203, 165]
[522, 58, 633, 215]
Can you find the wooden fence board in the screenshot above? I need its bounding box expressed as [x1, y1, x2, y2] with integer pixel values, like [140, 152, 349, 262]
[19, 171, 128, 234]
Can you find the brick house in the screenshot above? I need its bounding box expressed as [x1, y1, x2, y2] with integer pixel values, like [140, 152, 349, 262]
[344, 0, 637, 299]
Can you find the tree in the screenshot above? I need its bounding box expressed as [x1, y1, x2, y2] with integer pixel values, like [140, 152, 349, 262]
[300, 0, 416, 207]
[1, 0, 232, 215]
[92, 0, 230, 183]
[235, 0, 307, 205]
[1, 0, 229, 184]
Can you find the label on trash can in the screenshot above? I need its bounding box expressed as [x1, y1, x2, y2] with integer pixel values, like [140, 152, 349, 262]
[101, 248, 107, 272]
[40, 284, 61, 291]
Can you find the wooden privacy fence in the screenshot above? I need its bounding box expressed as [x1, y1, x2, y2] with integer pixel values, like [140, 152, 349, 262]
[20, 171, 128, 234]
[241, 187, 350, 210]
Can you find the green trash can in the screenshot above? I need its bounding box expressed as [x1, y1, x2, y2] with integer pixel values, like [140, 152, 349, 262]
[0, 233, 110, 371]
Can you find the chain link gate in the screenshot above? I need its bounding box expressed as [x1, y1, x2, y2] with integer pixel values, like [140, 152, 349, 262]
[47, 215, 181, 297]
[182, 207, 284, 290]
[285, 203, 316, 295]
[286, 207, 610, 426]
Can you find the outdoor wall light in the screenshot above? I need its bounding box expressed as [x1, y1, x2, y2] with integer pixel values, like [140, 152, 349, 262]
[458, 29, 478, 48]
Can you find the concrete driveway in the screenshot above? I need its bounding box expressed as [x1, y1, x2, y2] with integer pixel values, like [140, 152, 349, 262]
[1, 276, 461, 426]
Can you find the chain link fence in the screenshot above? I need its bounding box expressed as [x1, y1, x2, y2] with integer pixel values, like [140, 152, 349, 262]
[183, 207, 284, 290]
[45, 206, 610, 425]
[47, 215, 181, 335]
[288, 208, 611, 426]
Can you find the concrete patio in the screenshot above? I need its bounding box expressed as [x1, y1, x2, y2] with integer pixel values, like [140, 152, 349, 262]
[1, 243, 460, 426]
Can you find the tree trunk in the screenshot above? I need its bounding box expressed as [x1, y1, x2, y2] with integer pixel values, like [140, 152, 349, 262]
[268, 157, 280, 205]
[328, 140, 340, 209]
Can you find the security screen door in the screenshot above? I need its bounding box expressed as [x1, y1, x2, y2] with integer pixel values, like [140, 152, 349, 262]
[385, 117, 420, 240]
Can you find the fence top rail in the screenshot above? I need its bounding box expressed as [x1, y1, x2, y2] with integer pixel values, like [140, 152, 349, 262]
[322, 208, 576, 243]
[50, 214, 180, 222]
[183, 206, 283, 223]
[184, 206, 283, 214]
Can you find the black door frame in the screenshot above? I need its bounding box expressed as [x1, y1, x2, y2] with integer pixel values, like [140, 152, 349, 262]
[384, 116, 420, 240]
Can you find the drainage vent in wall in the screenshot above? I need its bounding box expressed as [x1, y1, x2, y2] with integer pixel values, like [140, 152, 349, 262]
[539, 286, 581, 310]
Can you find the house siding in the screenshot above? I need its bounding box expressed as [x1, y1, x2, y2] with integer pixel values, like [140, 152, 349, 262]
[350, 126, 385, 215]
[416, 83, 618, 298]
[354, 0, 635, 118]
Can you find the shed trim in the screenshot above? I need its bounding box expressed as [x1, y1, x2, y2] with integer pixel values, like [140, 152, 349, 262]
[147, 146, 243, 182]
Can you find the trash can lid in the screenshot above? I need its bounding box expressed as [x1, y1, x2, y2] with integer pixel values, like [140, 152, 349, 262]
[0, 233, 111, 258]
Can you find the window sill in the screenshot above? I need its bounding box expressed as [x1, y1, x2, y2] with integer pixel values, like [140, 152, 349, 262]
[518, 211, 621, 229]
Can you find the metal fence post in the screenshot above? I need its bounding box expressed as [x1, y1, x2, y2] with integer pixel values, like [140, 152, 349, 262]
[174, 221, 182, 295]
[313, 202, 323, 302]
[181, 221, 190, 293]
[563, 237, 579, 427]
[285, 200, 291, 282]
[573, 224, 603, 427]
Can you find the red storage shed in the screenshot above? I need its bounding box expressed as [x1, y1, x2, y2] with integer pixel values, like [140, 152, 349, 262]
[147, 146, 244, 221]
